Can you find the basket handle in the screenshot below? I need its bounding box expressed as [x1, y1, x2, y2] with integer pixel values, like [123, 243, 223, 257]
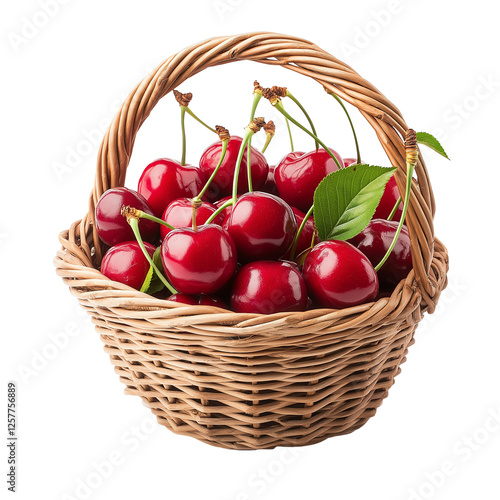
[85, 32, 438, 304]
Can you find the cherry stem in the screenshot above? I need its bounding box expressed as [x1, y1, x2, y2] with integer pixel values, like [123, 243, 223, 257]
[387, 196, 402, 221]
[232, 125, 259, 205]
[205, 199, 233, 224]
[249, 92, 262, 122]
[123, 207, 175, 231]
[196, 139, 229, 200]
[285, 117, 294, 151]
[327, 91, 361, 164]
[289, 204, 314, 261]
[374, 130, 417, 272]
[180, 107, 187, 166]
[286, 91, 318, 150]
[261, 133, 273, 154]
[126, 216, 177, 294]
[247, 139, 253, 192]
[274, 101, 343, 170]
[184, 107, 217, 134]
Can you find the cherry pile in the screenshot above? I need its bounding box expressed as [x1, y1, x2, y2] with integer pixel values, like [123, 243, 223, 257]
[95, 84, 415, 314]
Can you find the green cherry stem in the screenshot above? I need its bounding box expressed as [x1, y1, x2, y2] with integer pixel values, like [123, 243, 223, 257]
[326, 90, 361, 164]
[273, 100, 343, 170]
[205, 199, 233, 224]
[184, 107, 217, 134]
[180, 106, 187, 166]
[374, 130, 418, 272]
[387, 196, 402, 221]
[286, 90, 319, 150]
[122, 207, 175, 231]
[261, 121, 276, 154]
[289, 204, 314, 261]
[232, 118, 265, 205]
[122, 209, 177, 294]
[195, 136, 229, 200]
[249, 91, 262, 122]
[285, 117, 294, 152]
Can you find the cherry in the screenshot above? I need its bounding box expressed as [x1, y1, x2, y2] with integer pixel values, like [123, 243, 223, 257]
[223, 192, 297, 263]
[95, 187, 159, 247]
[161, 224, 237, 295]
[100, 241, 156, 290]
[160, 198, 224, 240]
[261, 165, 279, 196]
[215, 195, 240, 225]
[138, 158, 206, 217]
[348, 219, 412, 289]
[274, 148, 343, 213]
[282, 207, 318, 260]
[373, 175, 403, 221]
[343, 157, 357, 167]
[166, 293, 229, 309]
[302, 240, 379, 309]
[231, 260, 307, 314]
[198, 136, 269, 201]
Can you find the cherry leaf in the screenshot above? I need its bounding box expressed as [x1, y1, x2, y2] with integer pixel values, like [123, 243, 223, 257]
[416, 132, 449, 159]
[140, 247, 165, 294]
[314, 164, 397, 242]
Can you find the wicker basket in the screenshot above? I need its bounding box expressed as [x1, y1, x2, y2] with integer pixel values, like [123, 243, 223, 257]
[54, 32, 449, 450]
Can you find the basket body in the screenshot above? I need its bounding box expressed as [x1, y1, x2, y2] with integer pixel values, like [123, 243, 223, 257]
[55, 33, 448, 450]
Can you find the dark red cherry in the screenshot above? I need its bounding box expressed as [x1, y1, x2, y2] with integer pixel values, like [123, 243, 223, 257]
[160, 198, 224, 240]
[274, 148, 343, 213]
[138, 158, 206, 217]
[198, 136, 269, 201]
[282, 207, 319, 260]
[223, 192, 297, 263]
[166, 293, 229, 309]
[161, 224, 237, 295]
[100, 241, 156, 290]
[302, 240, 379, 309]
[373, 175, 403, 221]
[348, 219, 412, 288]
[261, 165, 279, 195]
[95, 187, 159, 247]
[231, 260, 307, 314]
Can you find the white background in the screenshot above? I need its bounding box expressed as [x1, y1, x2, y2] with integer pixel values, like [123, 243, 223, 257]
[2, 1, 499, 499]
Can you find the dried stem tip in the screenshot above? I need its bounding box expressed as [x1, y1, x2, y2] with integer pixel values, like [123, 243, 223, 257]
[264, 120, 276, 136]
[173, 89, 193, 107]
[248, 117, 266, 133]
[405, 129, 418, 165]
[121, 205, 141, 222]
[215, 125, 230, 142]
[270, 85, 287, 98]
[253, 80, 263, 94]
[191, 198, 203, 210]
[261, 87, 280, 105]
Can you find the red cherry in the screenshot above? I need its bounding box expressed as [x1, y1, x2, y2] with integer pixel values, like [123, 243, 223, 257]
[215, 195, 240, 225]
[282, 207, 319, 260]
[373, 175, 403, 221]
[95, 187, 159, 247]
[100, 241, 156, 290]
[166, 293, 229, 309]
[274, 148, 343, 212]
[198, 136, 269, 201]
[302, 240, 379, 309]
[231, 260, 307, 314]
[224, 192, 297, 263]
[261, 165, 279, 195]
[343, 157, 357, 167]
[161, 224, 237, 295]
[160, 198, 224, 240]
[138, 158, 206, 217]
[348, 219, 412, 288]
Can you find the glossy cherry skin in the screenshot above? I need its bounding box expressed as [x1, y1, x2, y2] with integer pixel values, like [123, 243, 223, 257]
[348, 219, 412, 288]
[138, 158, 206, 217]
[343, 157, 357, 167]
[161, 224, 237, 295]
[373, 175, 403, 221]
[95, 187, 159, 247]
[166, 293, 229, 309]
[160, 198, 224, 240]
[302, 240, 379, 309]
[282, 207, 319, 261]
[231, 260, 308, 314]
[274, 148, 343, 213]
[100, 241, 156, 290]
[215, 195, 240, 225]
[224, 192, 297, 263]
[198, 136, 269, 201]
[261, 165, 279, 196]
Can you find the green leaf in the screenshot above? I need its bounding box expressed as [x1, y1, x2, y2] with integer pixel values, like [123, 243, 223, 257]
[416, 132, 449, 159]
[140, 247, 165, 294]
[314, 164, 397, 241]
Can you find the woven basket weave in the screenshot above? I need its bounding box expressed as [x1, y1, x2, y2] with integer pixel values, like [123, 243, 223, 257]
[54, 32, 449, 450]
